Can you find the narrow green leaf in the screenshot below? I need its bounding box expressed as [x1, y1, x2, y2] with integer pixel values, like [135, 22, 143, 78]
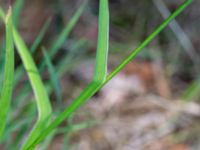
[13, 0, 24, 27]
[42, 47, 62, 104]
[0, 7, 14, 138]
[14, 18, 51, 88]
[93, 0, 109, 83]
[27, 0, 192, 148]
[13, 27, 52, 149]
[39, 1, 86, 70]
[13, 28, 52, 120]
[9, 18, 51, 102]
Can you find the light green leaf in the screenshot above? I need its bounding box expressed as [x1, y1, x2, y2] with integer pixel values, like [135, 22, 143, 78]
[13, 28, 52, 120]
[13, 26, 52, 149]
[0, 7, 14, 138]
[93, 0, 109, 83]
[0, 7, 5, 21]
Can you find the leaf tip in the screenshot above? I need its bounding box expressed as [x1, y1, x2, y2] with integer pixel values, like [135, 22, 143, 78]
[6, 6, 12, 23]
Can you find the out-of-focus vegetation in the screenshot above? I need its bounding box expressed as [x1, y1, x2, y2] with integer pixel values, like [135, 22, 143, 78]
[0, 0, 199, 150]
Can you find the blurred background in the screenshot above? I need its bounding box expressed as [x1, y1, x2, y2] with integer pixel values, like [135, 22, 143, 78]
[0, 0, 200, 150]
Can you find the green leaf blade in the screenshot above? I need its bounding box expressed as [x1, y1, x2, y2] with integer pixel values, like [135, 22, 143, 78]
[0, 7, 14, 138]
[13, 28, 52, 118]
[12, 27, 52, 149]
[93, 0, 109, 83]
[13, 0, 24, 27]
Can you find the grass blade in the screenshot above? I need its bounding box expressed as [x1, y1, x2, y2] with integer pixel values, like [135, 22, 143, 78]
[13, 27, 52, 123]
[39, 1, 86, 70]
[93, 0, 109, 83]
[42, 47, 62, 105]
[0, 7, 14, 138]
[26, 0, 192, 148]
[13, 0, 24, 27]
[14, 17, 51, 88]
[9, 18, 52, 103]
[13, 27, 52, 149]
